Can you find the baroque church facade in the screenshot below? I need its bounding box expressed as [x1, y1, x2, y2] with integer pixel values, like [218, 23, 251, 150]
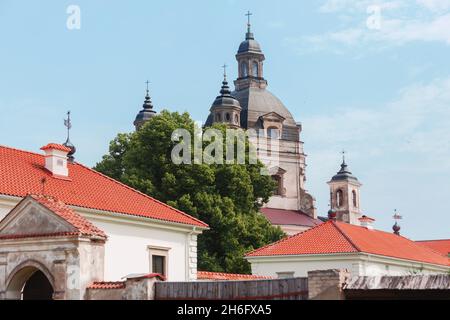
[134, 17, 318, 234]
[205, 20, 317, 219]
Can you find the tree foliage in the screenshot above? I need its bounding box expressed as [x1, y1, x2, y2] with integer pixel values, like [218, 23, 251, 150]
[94, 110, 284, 273]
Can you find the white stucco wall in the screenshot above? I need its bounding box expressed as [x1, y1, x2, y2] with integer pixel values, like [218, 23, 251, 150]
[0, 196, 202, 282]
[248, 254, 450, 278]
[85, 217, 189, 281]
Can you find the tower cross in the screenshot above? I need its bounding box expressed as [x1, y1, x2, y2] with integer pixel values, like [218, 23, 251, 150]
[145, 80, 150, 94]
[341, 149, 346, 162]
[222, 63, 227, 79]
[246, 11, 252, 26]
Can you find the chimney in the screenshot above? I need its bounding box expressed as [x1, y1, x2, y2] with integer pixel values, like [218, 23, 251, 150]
[358, 215, 375, 230]
[40, 143, 71, 178]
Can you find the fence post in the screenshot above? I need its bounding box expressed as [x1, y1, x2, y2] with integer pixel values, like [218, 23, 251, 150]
[307, 269, 350, 300]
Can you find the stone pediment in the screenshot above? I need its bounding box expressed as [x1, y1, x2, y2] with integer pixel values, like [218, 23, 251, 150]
[0, 196, 77, 238]
[259, 112, 286, 124]
[268, 166, 287, 176]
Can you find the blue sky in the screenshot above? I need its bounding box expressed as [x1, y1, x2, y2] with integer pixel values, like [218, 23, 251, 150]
[1, 0, 449, 240]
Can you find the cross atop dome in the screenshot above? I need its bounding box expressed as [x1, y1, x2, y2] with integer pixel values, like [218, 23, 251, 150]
[245, 11, 254, 40]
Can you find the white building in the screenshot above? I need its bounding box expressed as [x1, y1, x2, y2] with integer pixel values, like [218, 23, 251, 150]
[245, 217, 450, 278]
[0, 143, 208, 299]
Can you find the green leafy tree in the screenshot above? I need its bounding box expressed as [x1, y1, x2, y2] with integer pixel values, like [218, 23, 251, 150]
[94, 110, 284, 273]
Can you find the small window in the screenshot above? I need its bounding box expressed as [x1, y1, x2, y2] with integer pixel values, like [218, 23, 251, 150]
[336, 189, 343, 207]
[226, 113, 230, 121]
[148, 246, 170, 277]
[276, 271, 295, 279]
[268, 127, 280, 139]
[216, 113, 221, 122]
[241, 62, 248, 77]
[252, 61, 259, 77]
[272, 175, 282, 196]
[234, 114, 239, 124]
[152, 255, 165, 275]
[352, 190, 357, 208]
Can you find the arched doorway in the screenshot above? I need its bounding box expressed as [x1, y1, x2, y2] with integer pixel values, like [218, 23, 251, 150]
[22, 270, 54, 300]
[6, 264, 55, 300]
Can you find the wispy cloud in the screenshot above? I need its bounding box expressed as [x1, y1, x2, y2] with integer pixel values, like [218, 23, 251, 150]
[304, 76, 450, 174]
[288, 0, 450, 54]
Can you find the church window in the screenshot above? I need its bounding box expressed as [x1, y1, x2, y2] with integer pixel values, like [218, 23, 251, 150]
[241, 62, 248, 77]
[352, 190, 357, 208]
[216, 113, 221, 122]
[252, 61, 259, 77]
[226, 113, 230, 121]
[336, 189, 343, 207]
[234, 114, 239, 124]
[268, 127, 280, 139]
[271, 175, 283, 196]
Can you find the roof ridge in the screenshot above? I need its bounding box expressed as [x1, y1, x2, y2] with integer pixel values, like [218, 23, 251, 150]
[75, 162, 209, 228]
[331, 221, 362, 252]
[416, 239, 450, 242]
[246, 220, 330, 256]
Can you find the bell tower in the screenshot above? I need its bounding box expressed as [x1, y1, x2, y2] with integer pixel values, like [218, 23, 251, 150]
[327, 152, 362, 225]
[234, 11, 267, 92]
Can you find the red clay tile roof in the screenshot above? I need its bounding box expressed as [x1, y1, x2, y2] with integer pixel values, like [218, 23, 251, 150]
[87, 282, 125, 290]
[0, 145, 208, 228]
[40, 143, 72, 152]
[197, 271, 273, 281]
[32, 194, 107, 239]
[246, 221, 450, 267]
[417, 239, 450, 257]
[0, 194, 107, 240]
[261, 208, 322, 227]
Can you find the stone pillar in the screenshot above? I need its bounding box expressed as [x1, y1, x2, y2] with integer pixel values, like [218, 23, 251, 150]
[0, 253, 7, 299]
[308, 269, 350, 300]
[188, 234, 198, 281]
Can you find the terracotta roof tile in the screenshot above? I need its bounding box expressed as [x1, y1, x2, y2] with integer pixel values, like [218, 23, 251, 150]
[87, 282, 125, 290]
[197, 271, 273, 281]
[0, 145, 208, 228]
[246, 221, 450, 267]
[416, 239, 450, 257]
[261, 207, 322, 227]
[40, 143, 72, 152]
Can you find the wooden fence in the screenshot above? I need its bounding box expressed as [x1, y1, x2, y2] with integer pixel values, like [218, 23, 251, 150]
[155, 278, 308, 300]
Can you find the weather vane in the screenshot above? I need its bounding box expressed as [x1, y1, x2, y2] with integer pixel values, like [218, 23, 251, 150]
[64, 111, 72, 141]
[393, 209, 402, 221]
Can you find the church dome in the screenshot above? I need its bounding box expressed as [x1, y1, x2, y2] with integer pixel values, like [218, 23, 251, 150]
[238, 39, 262, 54]
[233, 88, 297, 122]
[330, 160, 359, 182]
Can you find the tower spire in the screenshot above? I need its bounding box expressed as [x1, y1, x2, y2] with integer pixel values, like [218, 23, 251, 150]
[220, 64, 231, 96]
[143, 80, 153, 110]
[134, 80, 157, 130]
[245, 11, 254, 40]
[63, 111, 76, 162]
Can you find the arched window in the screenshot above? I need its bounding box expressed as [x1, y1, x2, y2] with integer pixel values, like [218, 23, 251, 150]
[272, 175, 282, 196]
[216, 113, 221, 122]
[241, 62, 248, 77]
[336, 189, 343, 207]
[225, 113, 230, 121]
[234, 114, 239, 124]
[268, 127, 280, 139]
[352, 190, 357, 208]
[252, 61, 259, 77]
